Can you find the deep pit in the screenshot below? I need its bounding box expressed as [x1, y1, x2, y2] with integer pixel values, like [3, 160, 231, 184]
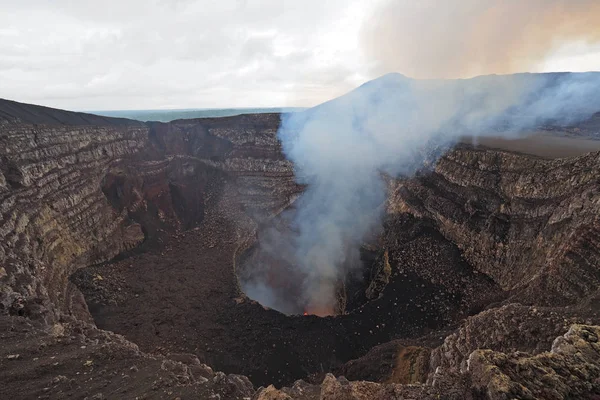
[73, 178, 505, 387]
[237, 235, 380, 317]
[236, 205, 380, 317]
[4, 77, 600, 399]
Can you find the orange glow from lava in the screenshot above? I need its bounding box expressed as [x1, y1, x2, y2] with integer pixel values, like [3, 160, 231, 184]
[303, 305, 334, 317]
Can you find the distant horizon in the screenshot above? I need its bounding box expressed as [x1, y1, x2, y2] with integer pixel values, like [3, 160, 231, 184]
[89, 106, 308, 122]
[85, 106, 306, 113]
[4, 70, 600, 118]
[85, 70, 600, 113]
[7, 69, 600, 114]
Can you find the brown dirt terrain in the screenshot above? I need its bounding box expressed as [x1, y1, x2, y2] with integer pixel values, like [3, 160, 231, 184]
[463, 132, 600, 158]
[0, 313, 255, 400]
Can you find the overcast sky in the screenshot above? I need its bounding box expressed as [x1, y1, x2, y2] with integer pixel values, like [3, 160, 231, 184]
[1, 0, 599, 110]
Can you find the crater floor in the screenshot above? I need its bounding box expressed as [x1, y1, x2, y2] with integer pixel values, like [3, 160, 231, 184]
[73, 192, 504, 387]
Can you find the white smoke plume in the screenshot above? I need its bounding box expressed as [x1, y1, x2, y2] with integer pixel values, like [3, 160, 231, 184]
[240, 72, 600, 316]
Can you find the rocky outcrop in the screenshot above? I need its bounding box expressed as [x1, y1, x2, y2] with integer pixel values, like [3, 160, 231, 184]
[0, 313, 254, 399]
[336, 339, 430, 384]
[427, 303, 597, 384]
[0, 103, 299, 324]
[388, 146, 600, 306]
[468, 324, 600, 399]
[253, 323, 600, 399]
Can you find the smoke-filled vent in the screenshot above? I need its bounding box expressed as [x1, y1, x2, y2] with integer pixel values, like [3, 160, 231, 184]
[237, 206, 380, 316]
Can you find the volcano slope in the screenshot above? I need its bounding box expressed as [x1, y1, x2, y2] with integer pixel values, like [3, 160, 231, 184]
[1, 97, 600, 399]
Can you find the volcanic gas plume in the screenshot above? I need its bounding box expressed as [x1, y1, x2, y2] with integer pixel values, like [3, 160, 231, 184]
[239, 72, 600, 316]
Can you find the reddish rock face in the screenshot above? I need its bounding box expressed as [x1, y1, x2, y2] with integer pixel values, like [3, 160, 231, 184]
[2, 98, 600, 399]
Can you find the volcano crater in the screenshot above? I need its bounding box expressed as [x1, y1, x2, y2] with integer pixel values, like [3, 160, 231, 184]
[74, 169, 505, 387]
[4, 99, 600, 399]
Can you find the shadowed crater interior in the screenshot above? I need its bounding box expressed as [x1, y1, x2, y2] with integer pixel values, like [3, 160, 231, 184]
[74, 171, 505, 387]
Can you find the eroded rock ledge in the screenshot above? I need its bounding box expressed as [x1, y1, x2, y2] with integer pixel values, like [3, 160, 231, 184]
[255, 323, 600, 400]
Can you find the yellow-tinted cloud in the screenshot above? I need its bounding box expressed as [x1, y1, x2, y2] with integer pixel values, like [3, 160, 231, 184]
[361, 0, 600, 78]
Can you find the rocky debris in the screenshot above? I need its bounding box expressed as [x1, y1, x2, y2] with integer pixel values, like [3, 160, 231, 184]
[255, 385, 294, 400]
[337, 340, 430, 384]
[252, 323, 600, 399]
[254, 373, 446, 400]
[379, 213, 505, 318]
[0, 313, 255, 400]
[468, 324, 600, 399]
[428, 303, 598, 382]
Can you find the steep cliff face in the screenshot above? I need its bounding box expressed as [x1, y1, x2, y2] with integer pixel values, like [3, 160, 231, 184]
[388, 146, 600, 306]
[0, 105, 299, 325]
[0, 100, 302, 399]
[0, 121, 149, 323]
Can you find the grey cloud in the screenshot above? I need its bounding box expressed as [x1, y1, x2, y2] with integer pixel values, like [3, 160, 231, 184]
[0, 0, 366, 109]
[2, 0, 597, 110]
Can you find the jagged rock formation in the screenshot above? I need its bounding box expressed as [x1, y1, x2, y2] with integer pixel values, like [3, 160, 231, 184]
[254, 324, 600, 399]
[427, 303, 594, 382]
[2, 97, 600, 399]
